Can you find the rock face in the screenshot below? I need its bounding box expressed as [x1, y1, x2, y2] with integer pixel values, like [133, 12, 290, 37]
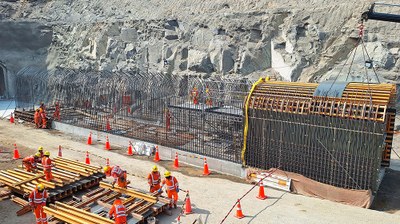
[0, 0, 399, 87]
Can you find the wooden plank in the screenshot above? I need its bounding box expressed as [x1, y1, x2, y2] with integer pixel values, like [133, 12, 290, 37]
[75, 189, 113, 208]
[12, 174, 44, 187]
[99, 182, 157, 203]
[55, 202, 113, 224]
[17, 205, 32, 216]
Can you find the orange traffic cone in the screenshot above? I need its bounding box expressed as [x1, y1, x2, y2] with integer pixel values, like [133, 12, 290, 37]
[127, 141, 133, 156]
[85, 151, 90, 164]
[256, 181, 268, 200]
[10, 113, 14, 124]
[58, 145, 62, 157]
[13, 144, 20, 160]
[173, 152, 179, 169]
[127, 107, 131, 114]
[234, 199, 245, 219]
[106, 119, 111, 131]
[87, 132, 92, 145]
[106, 158, 110, 166]
[202, 158, 211, 176]
[154, 146, 160, 162]
[105, 136, 111, 150]
[184, 190, 193, 214]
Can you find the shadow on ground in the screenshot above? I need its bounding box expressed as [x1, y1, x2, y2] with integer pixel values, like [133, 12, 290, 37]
[371, 168, 400, 213]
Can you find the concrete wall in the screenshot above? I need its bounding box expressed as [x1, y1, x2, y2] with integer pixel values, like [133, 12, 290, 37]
[52, 121, 246, 178]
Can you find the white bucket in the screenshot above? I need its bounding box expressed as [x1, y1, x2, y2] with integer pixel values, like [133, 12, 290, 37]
[147, 217, 156, 224]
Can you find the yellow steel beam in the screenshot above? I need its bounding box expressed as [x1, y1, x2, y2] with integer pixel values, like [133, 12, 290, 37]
[55, 202, 113, 224]
[44, 206, 86, 224]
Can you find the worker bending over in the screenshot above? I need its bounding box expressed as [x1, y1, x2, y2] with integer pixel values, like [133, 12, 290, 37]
[40, 109, 47, 129]
[147, 165, 161, 193]
[41, 151, 53, 181]
[159, 170, 179, 209]
[53, 102, 60, 121]
[108, 197, 127, 224]
[104, 165, 130, 188]
[29, 184, 48, 224]
[23, 152, 41, 172]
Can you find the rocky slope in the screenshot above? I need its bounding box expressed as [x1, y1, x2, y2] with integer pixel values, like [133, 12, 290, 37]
[0, 0, 399, 85]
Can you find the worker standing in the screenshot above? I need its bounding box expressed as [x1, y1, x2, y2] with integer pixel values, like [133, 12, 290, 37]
[37, 146, 44, 158]
[108, 197, 127, 224]
[29, 184, 48, 224]
[34, 109, 40, 128]
[42, 151, 53, 181]
[104, 165, 130, 188]
[53, 102, 60, 121]
[40, 110, 47, 129]
[147, 165, 161, 193]
[159, 171, 179, 209]
[22, 152, 41, 172]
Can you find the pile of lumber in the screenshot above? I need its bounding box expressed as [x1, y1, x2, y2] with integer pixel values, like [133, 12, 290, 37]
[45, 182, 170, 224]
[0, 157, 104, 201]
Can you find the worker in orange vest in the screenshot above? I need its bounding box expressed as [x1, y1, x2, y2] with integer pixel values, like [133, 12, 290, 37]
[53, 102, 60, 121]
[40, 110, 47, 129]
[191, 87, 199, 105]
[159, 170, 179, 208]
[104, 165, 130, 188]
[23, 152, 41, 172]
[147, 165, 161, 193]
[29, 184, 48, 224]
[41, 151, 53, 181]
[37, 146, 44, 159]
[34, 109, 40, 128]
[108, 197, 127, 224]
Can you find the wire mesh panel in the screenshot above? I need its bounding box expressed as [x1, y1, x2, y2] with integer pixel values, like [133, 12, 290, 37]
[15, 68, 251, 163]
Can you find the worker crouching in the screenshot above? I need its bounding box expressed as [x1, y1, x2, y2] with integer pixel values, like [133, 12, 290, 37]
[108, 197, 127, 224]
[104, 165, 130, 188]
[41, 151, 53, 181]
[23, 152, 41, 172]
[148, 165, 161, 193]
[159, 170, 179, 209]
[29, 184, 48, 224]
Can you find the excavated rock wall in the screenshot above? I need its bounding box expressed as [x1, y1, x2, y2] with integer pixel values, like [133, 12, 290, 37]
[0, 0, 399, 93]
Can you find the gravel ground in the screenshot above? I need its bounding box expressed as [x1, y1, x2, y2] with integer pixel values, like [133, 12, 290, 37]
[0, 119, 400, 223]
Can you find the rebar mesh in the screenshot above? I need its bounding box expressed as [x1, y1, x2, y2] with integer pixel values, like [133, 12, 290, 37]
[15, 68, 251, 163]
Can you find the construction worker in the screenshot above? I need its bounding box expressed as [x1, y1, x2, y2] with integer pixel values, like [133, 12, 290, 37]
[104, 165, 130, 188]
[191, 86, 199, 105]
[29, 184, 48, 224]
[165, 108, 171, 132]
[205, 86, 212, 106]
[147, 165, 161, 193]
[22, 152, 41, 172]
[40, 109, 47, 129]
[37, 146, 44, 158]
[108, 197, 127, 224]
[34, 109, 40, 128]
[159, 170, 179, 208]
[42, 151, 53, 181]
[53, 102, 60, 121]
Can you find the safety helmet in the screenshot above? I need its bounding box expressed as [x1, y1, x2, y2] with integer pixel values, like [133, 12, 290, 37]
[152, 165, 158, 172]
[265, 76, 270, 81]
[34, 152, 41, 157]
[164, 170, 171, 177]
[38, 146, 44, 151]
[37, 184, 45, 191]
[103, 166, 111, 173]
[44, 151, 50, 156]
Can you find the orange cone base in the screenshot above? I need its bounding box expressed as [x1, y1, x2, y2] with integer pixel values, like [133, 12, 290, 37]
[235, 213, 245, 219]
[173, 162, 179, 169]
[13, 150, 20, 160]
[87, 137, 92, 145]
[257, 195, 268, 200]
[127, 146, 133, 155]
[105, 142, 111, 150]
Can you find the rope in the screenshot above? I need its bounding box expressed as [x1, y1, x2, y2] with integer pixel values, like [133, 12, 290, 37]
[219, 167, 280, 224]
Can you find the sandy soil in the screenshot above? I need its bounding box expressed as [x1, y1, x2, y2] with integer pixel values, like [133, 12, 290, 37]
[0, 119, 400, 224]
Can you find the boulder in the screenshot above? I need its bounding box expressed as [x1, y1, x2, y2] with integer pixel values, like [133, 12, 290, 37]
[188, 50, 214, 73]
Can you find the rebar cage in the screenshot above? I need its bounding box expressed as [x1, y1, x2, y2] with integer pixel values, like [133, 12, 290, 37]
[15, 67, 251, 163]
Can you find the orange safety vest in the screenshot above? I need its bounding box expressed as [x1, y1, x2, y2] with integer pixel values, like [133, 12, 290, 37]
[109, 200, 127, 224]
[28, 189, 47, 205]
[42, 157, 52, 171]
[148, 171, 160, 186]
[23, 156, 37, 167]
[162, 176, 179, 191]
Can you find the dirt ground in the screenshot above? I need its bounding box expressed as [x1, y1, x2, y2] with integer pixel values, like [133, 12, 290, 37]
[1, 119, 400, 224]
